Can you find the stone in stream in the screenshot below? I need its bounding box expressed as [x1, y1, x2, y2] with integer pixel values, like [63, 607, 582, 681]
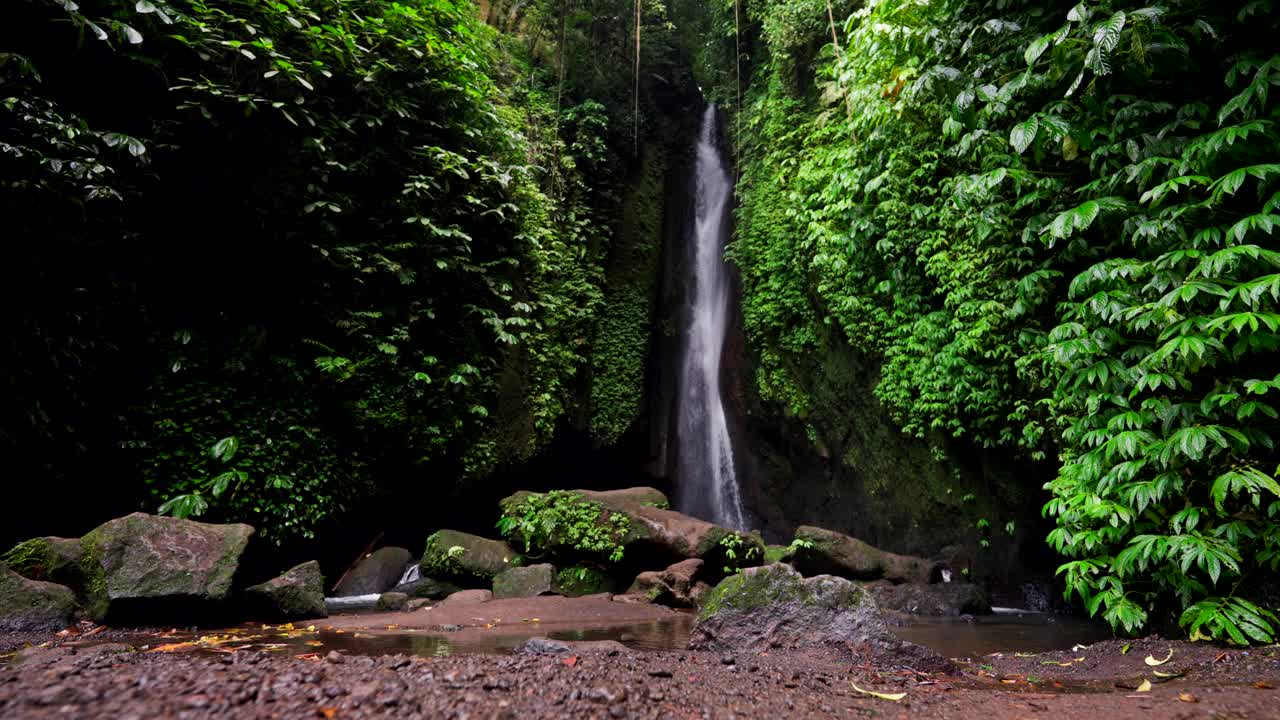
[0, 563, 79, 631]
[376, 591, 410, 611]
[689, 563, 892, 653]
[77, 513, 254, 622]
[438, 589, 492, 606]
[244, 560, 327, 620]
[492, 563, 554, 599]
[421, 530, 517, 585]
[333, 547, 412, 597]
[627, 558, 710, 607]
[499, 487, 764, 566]
[792, 525, 942, 585]
[393, 576, 462, 599]
[866, 579, 990, 616]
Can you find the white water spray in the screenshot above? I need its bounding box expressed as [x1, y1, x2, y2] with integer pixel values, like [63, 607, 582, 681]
[674, 104, 746, 530]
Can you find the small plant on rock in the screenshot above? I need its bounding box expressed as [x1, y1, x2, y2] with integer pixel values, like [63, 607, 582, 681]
[496, 491, 630, 563]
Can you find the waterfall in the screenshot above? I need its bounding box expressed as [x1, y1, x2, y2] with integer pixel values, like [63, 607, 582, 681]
[674, 104, 746, 531]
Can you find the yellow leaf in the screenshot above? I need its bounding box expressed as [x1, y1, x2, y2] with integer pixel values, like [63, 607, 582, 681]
[849, 682, 907, 702]
[1153, 670, 1183, 678]
[1179, 692, 1198, 703]
[1145, 649, 1174, 666]
[1120, 644, 1130, 655]
[306, 625, 316, 632]
[1189, 628, 1211, 642]
[1137, 679, 1152, 692]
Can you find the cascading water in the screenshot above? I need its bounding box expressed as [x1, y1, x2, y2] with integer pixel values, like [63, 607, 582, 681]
[674, 104, 746, 531]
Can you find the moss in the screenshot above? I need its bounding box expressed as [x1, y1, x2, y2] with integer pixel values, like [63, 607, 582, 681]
[697, 565, 809, 620]
[553, 565, 611, 597]
[1, 539, 54, 580]
[78, 532, 109, 621]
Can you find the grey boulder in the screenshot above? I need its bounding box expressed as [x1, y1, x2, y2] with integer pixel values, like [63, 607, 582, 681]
[245, 561, 327, 620]
[333, 547, 412, 597]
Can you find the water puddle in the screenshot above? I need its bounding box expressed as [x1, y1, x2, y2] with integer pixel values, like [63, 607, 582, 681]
[890, 610, 1113, 659]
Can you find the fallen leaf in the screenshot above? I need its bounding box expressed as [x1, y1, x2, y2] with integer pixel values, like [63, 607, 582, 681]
[306, 625, 316, 632]
[1136, 679, 1152, 692]
[148, 642, 198, 653]
[1256, 681, 1275, 690]
[1214, 652, 1227, 663]
[1145, 649, 1174, 666]
[1121, 644, 1131, 655]
[1000, 678, 1019, 684]
[849, 682, 907, 702]
[386, 625, 398, 630]
[319, 707, 337, 719]
[531, 618, 541, 623]
[562, 656, 577, 667]
[82, 626, 105, 637]
[1153, 669, 1185, 679]
[1178, 692, 1198, 703]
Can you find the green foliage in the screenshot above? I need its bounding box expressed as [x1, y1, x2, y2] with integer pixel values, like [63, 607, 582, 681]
[496, 491, 630, 562]
[716, 531, 764, 574]
[729, 0, 1280, 642]
[0, 539, 54, 580]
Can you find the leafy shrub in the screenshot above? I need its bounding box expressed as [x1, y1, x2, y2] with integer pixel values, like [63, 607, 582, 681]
[496, 491, 630, 562]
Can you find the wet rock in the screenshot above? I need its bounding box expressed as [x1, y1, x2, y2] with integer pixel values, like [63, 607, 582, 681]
[325, 650, 345, 664]
[866, 579, 990, 616]
[245, 560, 327, 620]
[439, 589, 493, 606]
[627, 558, 708, 607]
[551, 564, 619, 597]
[376, 591, 409, 611]
[493, 563, 555, 599]
[792, 526, 941, 584]
[406, 598, 432, 612]
[0, 563, 78, 631]
[611, 592, 654, 604]
[79, 512, 254, 621]
[333, 547, 412, 597]
[421, 530, 517, 585]
[393, 576, 462, 599]
[689, 563, 891, 652]
[1, 536, 86, 589]
[516, 637, 571, 655]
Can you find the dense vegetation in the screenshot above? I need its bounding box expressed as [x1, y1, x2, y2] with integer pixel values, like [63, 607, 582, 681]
[713, 0, 1280, 642]
[3, 0, 687, 544]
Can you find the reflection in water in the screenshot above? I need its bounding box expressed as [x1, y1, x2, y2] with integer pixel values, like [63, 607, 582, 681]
[890, 611, 1113, 658]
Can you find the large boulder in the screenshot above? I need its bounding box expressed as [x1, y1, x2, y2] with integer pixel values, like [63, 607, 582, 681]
[421, 530, 518, 585]
[493, 563, 555, 599]
[333, 547, 412, 597]
[689, 563, 891, 652]
[499, 488, 763, 566]
[79, 513, 254, 621]
[0, 563, 78, 631]
[244, 561, 327, 620]
[394, 576, 463, 599]
[792, 526, 941, 584]
[866, 580, 990, 616]
[627, 558, 710, 607]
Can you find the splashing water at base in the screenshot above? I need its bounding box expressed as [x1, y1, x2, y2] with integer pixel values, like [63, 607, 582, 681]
[675, 104, 746, 530]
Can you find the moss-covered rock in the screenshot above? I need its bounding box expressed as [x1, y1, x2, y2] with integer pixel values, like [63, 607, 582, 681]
[333, 547, 412, 597]
[245, 560, 327, 620]
[552, 565, 618, 597]
[492, 563, 555, 599]
[394, 576, 463, 600]
[422, 530, 517, 586]
[689, 563, 890, 652]
[1, 536, 85, 590]
[376, 591, 409, 611]
[78, 512, 254, 622]
[0, 563, 78, 631]
[792, 525, 940, 584]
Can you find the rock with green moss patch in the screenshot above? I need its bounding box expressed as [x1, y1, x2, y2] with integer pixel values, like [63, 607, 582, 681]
[0, 563, 78, 631]
[689, 563, 890, 652]
[394, 576, 463, 599]
[792, 526, 940, 585]
[333, 547, 411, 597]
[245, 561, 327, 620]
[78, 512, 254, 622]
[376, 591, 409, 611]
[493, 563, 555, 599]
[422, 530, 517, 586]
[1, 537, 85, 589]
[552, 565, 617, 597]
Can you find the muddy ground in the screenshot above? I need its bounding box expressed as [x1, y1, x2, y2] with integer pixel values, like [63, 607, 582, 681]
[2, 627, 1278, 719]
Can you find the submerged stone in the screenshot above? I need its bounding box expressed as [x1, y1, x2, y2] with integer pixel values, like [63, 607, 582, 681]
[0, 563, 78, 631]
[245, 560, 327, 620]
[493, 563, 554, 599]
[333, 547, 412, 597]
[421, 530, 517, 584]
[689, 563, 890, 652]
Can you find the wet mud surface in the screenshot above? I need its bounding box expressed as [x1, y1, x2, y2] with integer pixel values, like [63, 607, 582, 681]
[3, 624, 1278, 719]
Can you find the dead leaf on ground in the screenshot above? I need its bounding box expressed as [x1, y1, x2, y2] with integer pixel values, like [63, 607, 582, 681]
[1144, 649, 1174, 666]
[319, 707, 337, 719]
[82, 626, 105, 637]
[849, 682, 907, 702]
[1178, 692, 1198, 703]
[1136, 679, 1152, 692]
[1120, 644, 1131, 655]
[148, 642, 198, 653]
[1255, 681, 1275, 690]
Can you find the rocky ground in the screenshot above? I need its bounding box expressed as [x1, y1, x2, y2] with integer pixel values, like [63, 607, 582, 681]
[2, 630, 1278, 719]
